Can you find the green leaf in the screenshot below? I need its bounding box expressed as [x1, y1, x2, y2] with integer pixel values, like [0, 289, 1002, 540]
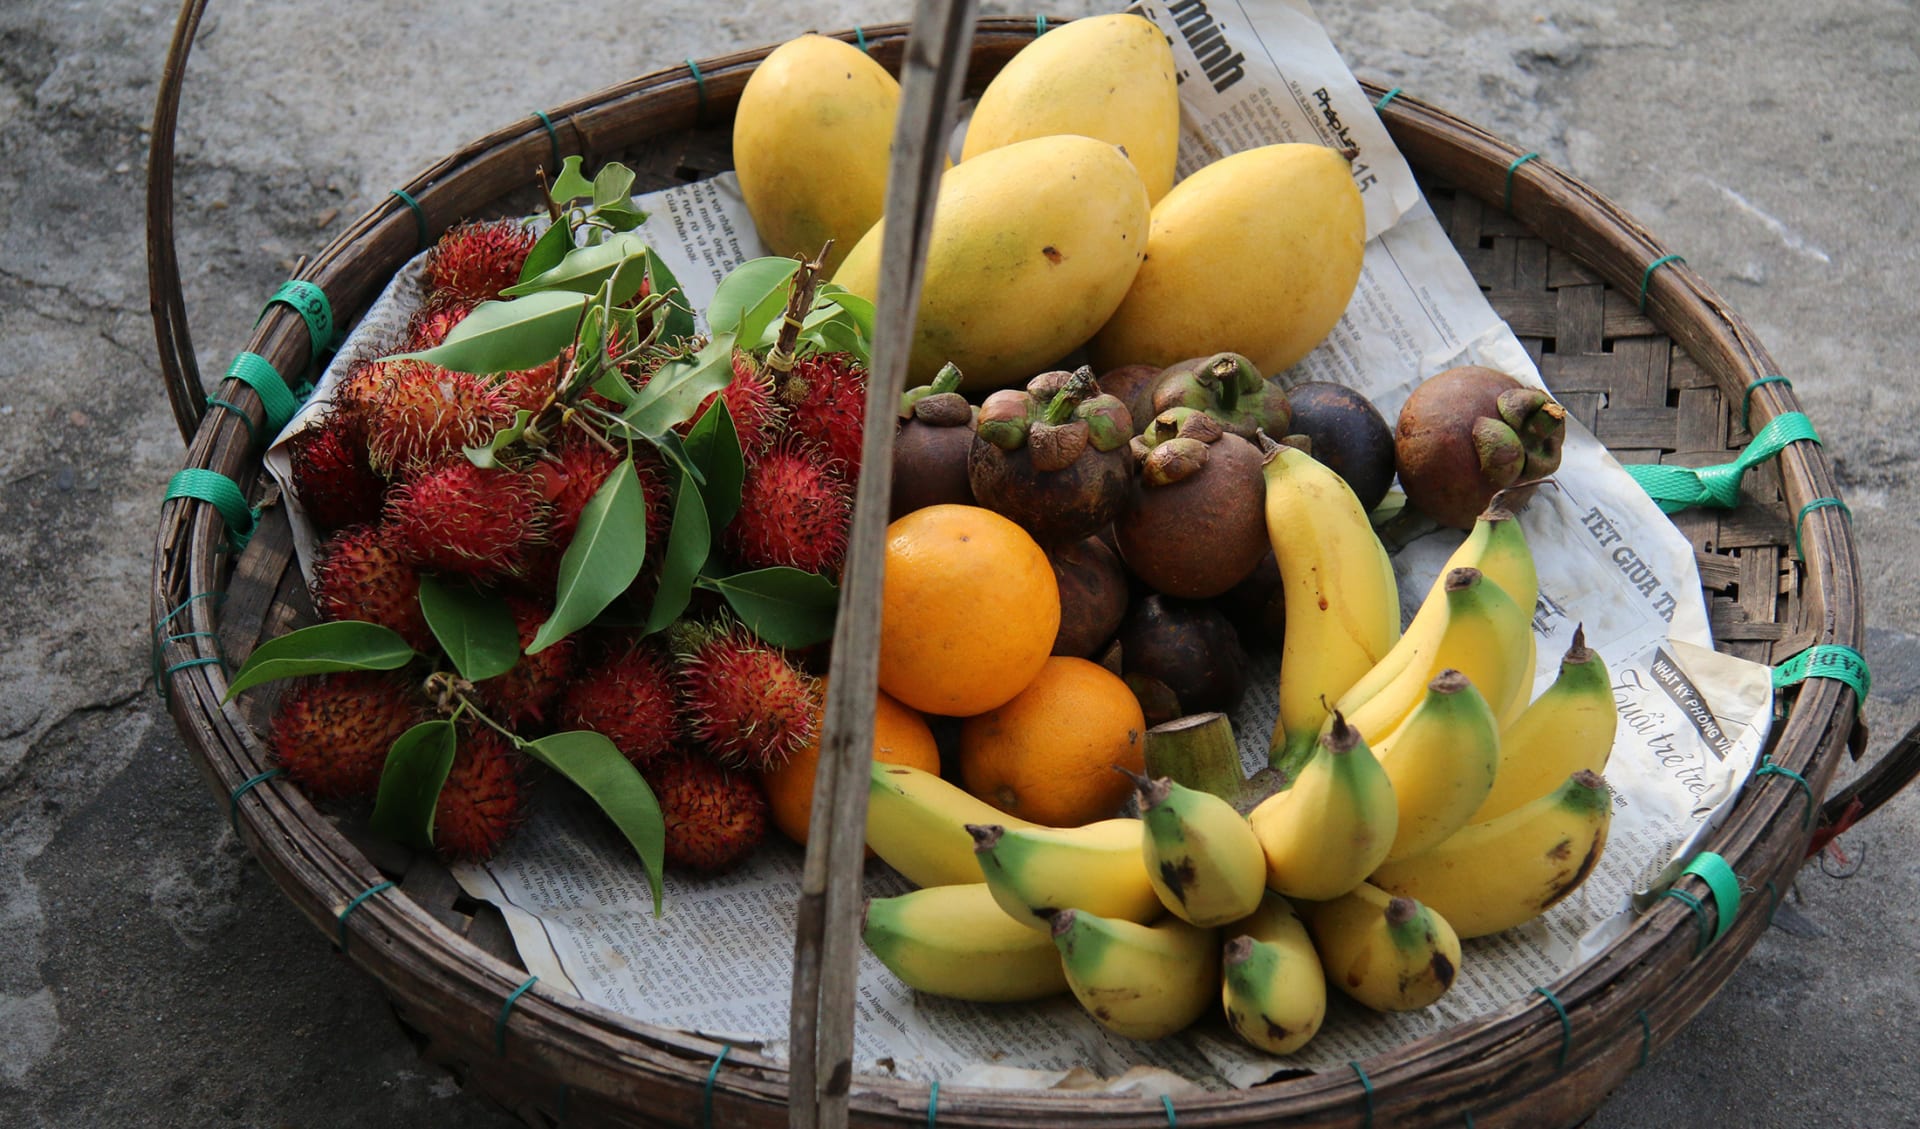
[370, 720, 459, 851]
[223, 621, 415, 700]
[591, 364, 638, 409]
[644, 248, 696, 344]
[519, 220, 575, 284]
[800, 309, 870, 367]
[682, 392, 745, 533]
[698, 568, 840, 648]
[393, 290, 588, 374]
[465, 409, 535, 469]
[499, 230, 650, 301]
[525, 731, 666, 914]
[708, 256, 799, 342]
[529, 458, 648, 653]
[622, 333, 737, 435]
[591, 162, 638, 210]
[595, 201, 648, 232]
[549, 155, 594, 204]
[643, 473, 711, 635]
[418, 577, 520, 683]
[821, 288, 876, 339]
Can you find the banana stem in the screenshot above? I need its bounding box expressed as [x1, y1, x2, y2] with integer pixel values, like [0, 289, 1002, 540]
[1144, 713, 1247, 804]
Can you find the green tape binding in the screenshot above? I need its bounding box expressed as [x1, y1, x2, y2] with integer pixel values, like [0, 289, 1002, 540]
[1636, 1009, 1652, 1068]
[390, 188, 429, 251]
[258, 279, 341, 362]
[687, 58, 708, 120]
[1681, 851, 1742, 945]
[1795, 497, 1852, 559]
[1774, 644, 1871, 715]
[1533, 987, 1572, 1068]
[532, 109, 562, 174]
[152, 591, 227, 701]
[1660, 888, 1711, 956]
[1162, 1094, 1176, 1126]
[203, 397, 258, 448]
[1755, 758, 1816, 829]
[228, 767, 285, 837]
[335, 879, 395, 950]
[1037, 15, 1048, 35]
[853, 25, 868, 52]
[1742, 373, 1793, 430]
[1349, 1061, 1375, 1129]
[164, 469, 259, 552]
[1504, 151, 1539, 212]
[1375, 85, 1402, 111]
[927, 1080, 940, 1127]
[701, 1043, 731, 1129]
[1624, 411, 1821, 514]
[1638, 253, 1686, 312]
[495, 975, 538, 1055]
[224, 352, 303, 437]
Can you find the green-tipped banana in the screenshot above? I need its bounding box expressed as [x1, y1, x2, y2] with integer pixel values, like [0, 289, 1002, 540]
[867, 762, 1035, 887]
[863, 884, 1069, 1003]
[1373, 669, 1500, 862]
[1264, 442, 1401, 772]
[1134, 773, 1267, 927]
[1298, 881, 1461, 1012]
[1051, 908, 1218, 1040]
[1221, 892, 1326, 1055]
[1371, 770, 1613, 939]
[1248, 712, 1397, 901]
[1473, 625, 1616, 823]
[968, 819, 1162, 931]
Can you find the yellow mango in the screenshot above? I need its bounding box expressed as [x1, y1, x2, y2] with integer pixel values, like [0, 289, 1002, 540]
[1088, 144, 1366, 376]
[833, 135, 1149, 393]
[960, 14, 1179, 203]
[732, 35, 904, 276]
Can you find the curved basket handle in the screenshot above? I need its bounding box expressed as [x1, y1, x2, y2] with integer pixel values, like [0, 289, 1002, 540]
[1812, 715, 1920, 852]
[148, 0, 214, 444]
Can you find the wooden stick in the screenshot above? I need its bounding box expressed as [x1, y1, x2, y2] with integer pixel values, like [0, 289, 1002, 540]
[788, 4, 977, 1128]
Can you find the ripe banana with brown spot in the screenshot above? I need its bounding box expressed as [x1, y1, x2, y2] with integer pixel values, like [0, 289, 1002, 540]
[1220, 892, 1326, 1055]
[862, 883, 1068, 1003]
[1248, 712, 1398, 901]
[1051, 908, 1218, 1040]
[1135, 773, 1267, 927]
[1472, 625, 1616, 823]
[968, 819, 1163, 931]
[866, 761, 1033, 887]
[1297, 881, 1461, 1012]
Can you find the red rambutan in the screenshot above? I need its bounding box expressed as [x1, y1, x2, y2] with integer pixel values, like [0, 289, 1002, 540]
[405, 295, 478, 352]
[432, 726, 527, 861]
[723, 442, 852, 576]
[678, 351, 786, 455]
[677, 623, 820, 771]
[288, 419, 385, 531]
[652, 753, 769, 873]
[473, 595, 574, 730]
[361, 359, 517, 477]
[496, 358, 561, 418]
[384, 462, 546, 579]
[424, 219, 537, 304]
[268, 670, 428, 802]
[557, 640, 680, 768]
[310, 524, 434, 653]
[541, 434, 626, 548]
[778, 352, 867, 473]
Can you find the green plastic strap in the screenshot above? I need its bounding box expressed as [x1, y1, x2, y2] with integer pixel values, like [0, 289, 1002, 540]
[164, 656, 224, 679]
[1349, 1061, 1374, 1128]
[1773, 643, 1871, 712]
[258, 279, 340, 361]
[532, 109, 562, 174]
[1795, 497, 1852, 558]
[164, 469, 259, 551]
[1756, 759, 1816, 829]
[157, 591, 225, 637]
[853, 25, 868, 52]
[687, 58, 708, 119]
[495, 975, 538, 1054]
[1375, 85, 1402, 111]
[228, 767, 285, 837]
[1624, 411, 1821, 514]
[203, 398, 259, 448]
[1533, 987, 1572, 1068]
[1638, 253, 1686, 312]
[1660, 888, 1711, 955]
[1036, 14, 1048, 35]
[927, 1080, 941, 1127]
[701, 1043, 731, 1129]
[1742, 374, 1793, 430]
[1636, 1010, 1652, 1068]
[1161, 1094, 1175, 1126]
[225, 352, 304, 436]
[390, 188, 429, 251]
[1504, 151, 1539, 211]
[1681, 852, 1741, 944]
[335, 880, 395, 950]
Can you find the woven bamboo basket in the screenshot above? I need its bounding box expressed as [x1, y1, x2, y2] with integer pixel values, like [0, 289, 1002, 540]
[149, 7, 1919, 1127]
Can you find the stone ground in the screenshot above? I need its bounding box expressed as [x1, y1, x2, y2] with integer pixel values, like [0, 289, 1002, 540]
[1, 0, 1916, 1125]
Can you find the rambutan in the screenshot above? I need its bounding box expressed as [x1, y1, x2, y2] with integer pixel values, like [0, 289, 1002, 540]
[652, 753, 769, 873]
[424, 219, 537, 304]
[473, 595, 574, 730]
[677, 623, 820, 771]
[432, 726, 527, 861]
[678, 351, 785, 455]
[405, 295, 477, 352]
[310, 524, 434, 653]
[288, 419, 385, 531]
[778, 352, 867, 473]
[557, 640, 680, 768]
[268, 670, 428, 802]
[541, 434, 626, 548]
[723, 442, 852, 576]
[496, 358, 560, 418]
[384, 462, 546, 579]
[361, 359, 517, 477]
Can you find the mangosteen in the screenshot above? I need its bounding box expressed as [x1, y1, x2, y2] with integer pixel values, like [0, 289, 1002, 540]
[1149, 352, 1291, 441]
[1050, 535, 1130, 659]
[1285, 381, 1396, 513]
[1098, 363, 1166, 436]
[968, 366, 1134, 547]
[1118, 594, 1249, 717]
[1395, 366, 1565, 529]
[891, 363, 975, 519]
[1114, 410, 1267, 599]
[1218, 547, 1285, 646]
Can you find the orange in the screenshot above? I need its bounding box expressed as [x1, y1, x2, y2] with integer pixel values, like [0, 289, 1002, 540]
[764, 686, 940, 845]
[957, 656, 1146, 827]
[878, 504, 1060, 717]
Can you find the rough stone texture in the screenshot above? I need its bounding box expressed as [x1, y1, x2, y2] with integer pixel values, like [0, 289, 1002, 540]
[0, 0, 1913, 1126]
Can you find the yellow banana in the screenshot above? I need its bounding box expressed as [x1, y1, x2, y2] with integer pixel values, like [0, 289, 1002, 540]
[866, 762, 1034, 887]
[1051, 908, 1218, 1040]
[1374, 669, 1500, 863]
[1473, 626, 1616, 823]
[1370, 770, 1613, 939]
[1264, 443, 1400, 774]
[969, 820, 1163, 931]
[1472, 500, 1541, 728]
[1134, 773, 1267, 927]
[1248, 712, 1397, 901]
[1220, 891, 1326, 1055]
[863, 883, 1068, 1003]
[1297, 881, 1461, 1012]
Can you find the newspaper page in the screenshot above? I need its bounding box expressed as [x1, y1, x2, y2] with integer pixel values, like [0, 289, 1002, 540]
[260, 0, 1780, 1091]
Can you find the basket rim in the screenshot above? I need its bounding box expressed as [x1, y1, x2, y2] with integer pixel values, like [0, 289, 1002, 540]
[148, 18, 1867, 1128]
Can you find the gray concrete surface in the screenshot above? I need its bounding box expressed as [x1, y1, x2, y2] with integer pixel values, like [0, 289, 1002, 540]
[1, 0, 1915, 1125]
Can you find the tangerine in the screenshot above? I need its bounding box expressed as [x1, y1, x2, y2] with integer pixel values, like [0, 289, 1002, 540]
[763, 686, 940, 845]
[957, 656, 1147, 826]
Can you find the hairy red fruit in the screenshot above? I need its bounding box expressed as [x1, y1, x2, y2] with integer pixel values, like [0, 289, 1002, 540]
[288, 420, 385, 531]
[653, 754, 769, 872]
[405, 295, 478, 352]
[474, 595, 575, 730]
[310, 525, 434, 653]
[269, 671, 427, 802]
[433, 727, 527, 861]
[680, 351, 786, 455]
[558, 641, 680, 768]
[724, 443, 851, 575]
[542, 435, 625, 547]
[385, 462, 545, 578]
[678, 624, 820, 770]
[780, 352, 867, 472]
[362, 359, 517, 477]
[498, 358, 561, 417]
[425, 219, 536, 303]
